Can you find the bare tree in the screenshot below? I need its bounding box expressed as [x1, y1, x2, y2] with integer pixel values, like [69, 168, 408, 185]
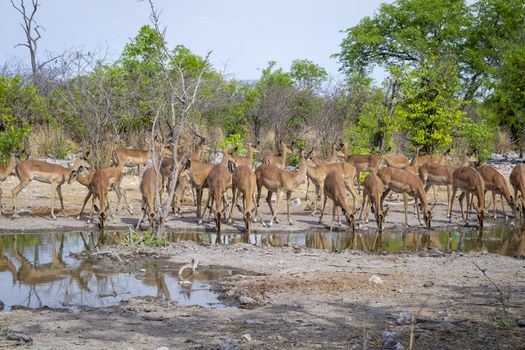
[10, 0, 43, 83]
[144, 0, 211, 236]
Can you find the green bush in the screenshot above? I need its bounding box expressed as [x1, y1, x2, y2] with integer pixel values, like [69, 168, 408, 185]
[219, 133, 245, 156]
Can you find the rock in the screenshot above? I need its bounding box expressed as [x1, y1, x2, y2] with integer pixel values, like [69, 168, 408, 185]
[285, 319, 298, 324]
[476, 334, 487, 343]
[219, 338, 240, 350]
[0, 299, 4, 311]
[238, 296, 256, 305]
[396, 312, 413, 325]
[292, 198, 301, 206]
[369, 275, 384, 286]
[382, 331, 400, 340]
[6, 330, 32, 343]
[245, 319, 263, 325]
[394, 343, 405, 350]
[155, 347, 169, 350]
[517, 319, 525, 328]
[242, 333, 252, 342]
[423, 281, 434, 288]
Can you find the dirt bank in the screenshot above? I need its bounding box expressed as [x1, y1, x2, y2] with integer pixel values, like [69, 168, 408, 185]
[1, 241, 525, 349]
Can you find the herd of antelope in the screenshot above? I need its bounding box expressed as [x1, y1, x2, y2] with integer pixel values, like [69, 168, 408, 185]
[1, 136, 525, 235]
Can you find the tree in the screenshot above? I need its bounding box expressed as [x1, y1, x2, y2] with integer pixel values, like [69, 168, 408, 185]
[10, 0, 43, 84]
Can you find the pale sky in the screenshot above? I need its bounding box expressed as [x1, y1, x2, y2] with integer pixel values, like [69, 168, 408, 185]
[0, 0, 387, 81]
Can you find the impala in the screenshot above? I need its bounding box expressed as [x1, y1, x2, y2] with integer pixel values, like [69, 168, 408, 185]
[136, 166, 159, 230]
[339, 142, 381, 192]
[510, 164, 525, 220]
[477, 164, 517, 219]
[359, 172, 388, 231]
[12, 158, 90, 219]
[262, 141, 291, 169]
[228, 165, 261, 233]
[255, 149, 309, 226]
[232, 143, 259, 168]
[319, 170, 355, 231]
[449, 166, 485, 229]
[206, 153, 235, 233]
[0, 154, 18, 215]
[378, 167, 432, 229]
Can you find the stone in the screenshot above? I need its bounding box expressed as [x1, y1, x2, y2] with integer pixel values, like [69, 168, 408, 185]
[242, 333, 252, 342]
[517, 319, 525, 328]
[423, 281, 434, 288]
[245, 319, 263, 325]
[6, 330, 33, 343]
[476, 334, 487, 343]
[382, 331, 400, 340]
[369, 275, 384, 286]
[238, 296, 256, 305]
[396, 312, 413, 325]
[155, 347, 169, 350]
[219, 338, 240, 350]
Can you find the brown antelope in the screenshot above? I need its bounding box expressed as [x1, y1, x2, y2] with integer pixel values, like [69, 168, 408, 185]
[410, 154, 445, 167]
[255, 149, 308, 226]
[378, 167, 432, 229]
[383, 154, 409, 169]
[449, 166, 485, 229]
[112, 148, 151, 175]
[418, 162, 455, 216]
[136, 166, 159, 230]
[262, 141, 291, 169]
[305, 143, 340, 202]
[305, 162, 358, 216]
[186, 157, 214, 224]
[477, 165, 516, 219]
[359, 172, 388, 232]
[510, 164, 525, 219]
[68, 163, 132, 221]
[319, 170, 356, 231]
[232, 143, 259, 168]
[228, 165, 261, 233]
[206, 153, 235, 233]
[339, 142, 382, 192]
[84, 169, 112, 228]
[0, 154, 17, 215]
[12, 158, 90, 219]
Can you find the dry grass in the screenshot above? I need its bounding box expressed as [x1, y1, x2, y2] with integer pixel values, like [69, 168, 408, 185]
[494, 130, 514, 153]
[27, 125, 76, 159]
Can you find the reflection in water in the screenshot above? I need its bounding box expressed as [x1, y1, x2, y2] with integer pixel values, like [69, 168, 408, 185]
[0, 232, 233, 312]
[166, 225, 525, 256]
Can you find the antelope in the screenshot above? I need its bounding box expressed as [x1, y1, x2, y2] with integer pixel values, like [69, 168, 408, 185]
[232, 143, 259, 168]
[136, 166, 159, 230]
[311, 142, 339, 166]
[262, 141, 291, 169]
[339, 142, 381, 192]
[477, 164, 516, 219]
[0, 154, 17, 215]
[383, 154, 409, 169]
[84, 169, 111, 229]
[410, 154, 445, 167]
[305, 162, 358, 216]
[255, 149, 309, 226]
[206, 153, 235, 233]
[449, 166, 485, 229]
[510, 164, 525, 219]
[228, 165, 261, 233]
[112, 148, 151, 175]
[305, 143, 339, 201]
[359, 172, 388, 231]
[12, 158, 90, 219]
[186, 157, 214, 224]
[418, 163, 455, 217]
[319, 170, 355, 231]
[68, 163, 132, 221]
[378, 167, 432, 229]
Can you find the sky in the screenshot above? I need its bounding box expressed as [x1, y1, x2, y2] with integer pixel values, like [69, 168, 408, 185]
[0, 0, 388, 81]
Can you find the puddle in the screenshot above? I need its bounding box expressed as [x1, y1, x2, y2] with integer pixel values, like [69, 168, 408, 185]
[0, 233, 235, 312]
[160, 225, 525, 257]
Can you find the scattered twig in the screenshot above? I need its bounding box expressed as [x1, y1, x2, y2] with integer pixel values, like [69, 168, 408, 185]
[408, 295, 430, 350]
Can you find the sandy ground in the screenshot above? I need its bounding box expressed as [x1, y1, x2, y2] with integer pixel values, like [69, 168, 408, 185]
[0, 171, 514, 233]
[1, 169, 524, 349]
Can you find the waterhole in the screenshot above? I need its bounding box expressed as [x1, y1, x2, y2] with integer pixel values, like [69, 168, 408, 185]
[0, 232, 235, 312]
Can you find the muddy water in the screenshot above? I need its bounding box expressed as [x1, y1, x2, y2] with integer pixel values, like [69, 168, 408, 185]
[0, 233, 234, 312]
[161, 225, 525, 257]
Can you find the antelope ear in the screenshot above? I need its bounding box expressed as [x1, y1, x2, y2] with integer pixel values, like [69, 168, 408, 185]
[228, 160, 236, 173]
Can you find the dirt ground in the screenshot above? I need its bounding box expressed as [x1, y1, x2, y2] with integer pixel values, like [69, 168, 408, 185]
[1, 241, 524, 349]
[1, 169, 524, 349]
